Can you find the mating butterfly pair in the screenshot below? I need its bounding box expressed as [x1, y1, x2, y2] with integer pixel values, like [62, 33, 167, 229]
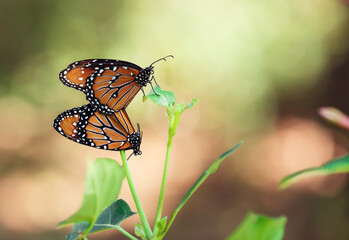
[53, 56, 173, 155]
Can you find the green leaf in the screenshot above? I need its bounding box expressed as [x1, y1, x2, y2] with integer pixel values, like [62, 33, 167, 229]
[174, 102, 185, 115]
[149, 217, 168, 240]
[173, 99, 199, 116]
[225, 212, 287, 240]
[135, 223, 146, 240]
[58, 158, 125, 234]
[144, 86, 175, 107]
[184, 98, 199, 111]
[169, 99, 199, 137]
[160, 142, 243, 237]
[156, 216, 167, 235]
[211, 146, 242, 173]
[66, 223, 89, 240]
[279, 154, 349, 189]
[66, 199, 135, 240]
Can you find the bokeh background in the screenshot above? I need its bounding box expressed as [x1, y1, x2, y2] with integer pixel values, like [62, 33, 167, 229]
[1, 0, 349, 239]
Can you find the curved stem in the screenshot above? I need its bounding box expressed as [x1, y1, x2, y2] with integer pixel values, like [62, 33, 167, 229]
[120, 151, 152, 239]
[153, 134, 173, 235]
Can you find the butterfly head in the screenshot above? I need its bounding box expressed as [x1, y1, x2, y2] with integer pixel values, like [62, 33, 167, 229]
[136, 55, 174, 87]
[136, 67, 154, 87]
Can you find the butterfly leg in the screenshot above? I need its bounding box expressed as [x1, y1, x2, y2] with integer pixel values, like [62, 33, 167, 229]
[141, 87, 146, 97]
[152, 75, 161, 88]
[149, 81, 160, 96]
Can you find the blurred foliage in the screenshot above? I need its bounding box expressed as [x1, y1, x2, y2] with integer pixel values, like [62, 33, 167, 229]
[280, 154, 349, 189]
[226, 212, 287, 240]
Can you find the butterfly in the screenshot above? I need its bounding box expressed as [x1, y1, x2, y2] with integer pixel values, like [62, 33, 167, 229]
[53, 104, 142, 155]
[59, 55, 173, 114]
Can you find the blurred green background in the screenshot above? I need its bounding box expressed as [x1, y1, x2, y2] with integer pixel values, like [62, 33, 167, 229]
[1, 0, 349, 239]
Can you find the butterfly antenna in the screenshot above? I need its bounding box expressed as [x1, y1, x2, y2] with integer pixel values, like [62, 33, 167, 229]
[150, 55, 174, 67]
[127, 152, 134, 161]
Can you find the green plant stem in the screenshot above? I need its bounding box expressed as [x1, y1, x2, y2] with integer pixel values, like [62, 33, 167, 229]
[120, 151, 152, 239]
[115, 226, 138, 240]
[153, 133, 174, 235]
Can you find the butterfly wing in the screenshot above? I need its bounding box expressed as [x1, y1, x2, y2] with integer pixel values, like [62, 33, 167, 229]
[86, 66, 142, 114]
[53, 104, 141, 152]
[59, 59, 143, 113]
[59, 59, 101, 91]
[84, 108, 133, 150]
[53, 105, 81, 141]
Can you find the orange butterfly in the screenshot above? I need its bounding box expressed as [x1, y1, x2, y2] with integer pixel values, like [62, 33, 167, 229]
[59, 56, 173, 114]
[53, 104, 142, 155]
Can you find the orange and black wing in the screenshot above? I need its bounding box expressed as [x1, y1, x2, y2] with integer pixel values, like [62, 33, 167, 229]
[85, 65, 142, 114]
[59, 59, 144, 113]
[58, 59, 106, 91]
[53, 104, 142, 154]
